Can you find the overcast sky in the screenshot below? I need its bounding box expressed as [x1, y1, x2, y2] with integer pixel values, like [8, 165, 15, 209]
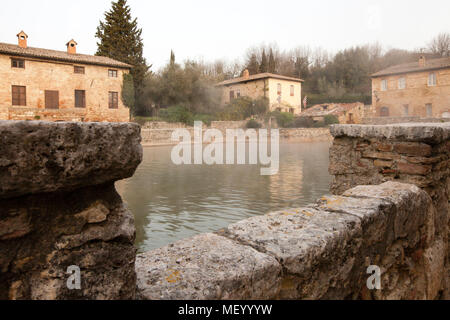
[1, 0, 449, 70]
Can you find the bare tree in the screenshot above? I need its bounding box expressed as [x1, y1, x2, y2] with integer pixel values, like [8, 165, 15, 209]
[428, 33, 450, 57]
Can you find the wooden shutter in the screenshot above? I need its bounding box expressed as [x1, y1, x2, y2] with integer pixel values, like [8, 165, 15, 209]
[45, 90, 59, 109]
[12, 86, 26, 106]
[109, 92, 118, 109]
[74, 66, 85, 74]
[75, 90, 86, 108]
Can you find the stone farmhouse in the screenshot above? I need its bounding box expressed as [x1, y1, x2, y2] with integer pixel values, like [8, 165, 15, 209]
[371, 55, 450, 118]
[0, 31, 131, 122]
[299, 102, 373, 124]
[216, 69, 304, 115]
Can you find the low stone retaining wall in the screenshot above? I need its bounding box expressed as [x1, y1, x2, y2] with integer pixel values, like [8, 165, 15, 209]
[362, 117, 450, 125]
[141, 127, 332, 146]
[136, 182, 444, 299]
[0, 121, 142, 300]
[141, 121, 188, 129]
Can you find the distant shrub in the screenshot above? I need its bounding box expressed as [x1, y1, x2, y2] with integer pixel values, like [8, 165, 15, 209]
[271, 111, 294, 128]
[290, 117, 314, 128]
[159, 105, 193, 125]
[218, 97, 269, 121]
[193, 114, 213, 126]
[133, 116, 162, 125]
[324, 115, 340, 125]
[313, 121, 327, 128]
[246, 119, 262, 129]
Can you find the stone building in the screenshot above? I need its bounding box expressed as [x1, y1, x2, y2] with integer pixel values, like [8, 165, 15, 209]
[216, 70, 304, 115]
[371, 56, 450, 118]
[0, 31, 131, 122]
[299, 102, 373, 124]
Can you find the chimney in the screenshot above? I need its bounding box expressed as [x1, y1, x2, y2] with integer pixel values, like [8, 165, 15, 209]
[419, 55, 426, 67]
[17, 31, 28, 49]
[66, 39, 78, 54]
[242, 69, 250, 79]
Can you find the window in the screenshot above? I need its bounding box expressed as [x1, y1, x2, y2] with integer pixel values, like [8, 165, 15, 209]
[290, 85, 294, 96]
[108, 91, 118, 109]
[11, 59, 25, 69]
[108, 69, 118, 78]
[398, 77, 406, 89]
[12, 86, 26, 106]
[236, 89, 241, 98]
[381, 79, 388, 91]
[45, 90, 59, 109]
[428, 73, 436, 86]
[74, 66, 85, 74]
[229, 90, 235, 101]
[426, 104, 432, 117]
[403, 104, 409, 116]
[75, 90, 86, 108]
[380, 106, 389, 117]
[277, 83, 282, 95]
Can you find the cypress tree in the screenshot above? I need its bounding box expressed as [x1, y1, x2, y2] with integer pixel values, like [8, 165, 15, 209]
[95, 0, 149, 115]
[260, 49, 268, 73]
[268, 48, 276, 73]
[170, 50, 176, 67]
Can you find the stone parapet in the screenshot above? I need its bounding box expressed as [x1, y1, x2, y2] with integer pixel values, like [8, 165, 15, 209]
[136, 182, 446, 300]
[329, 123, 449, 299]
[0, 121, 142, 300]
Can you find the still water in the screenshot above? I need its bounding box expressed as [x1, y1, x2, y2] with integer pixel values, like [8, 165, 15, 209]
[116, 142, 332, 252]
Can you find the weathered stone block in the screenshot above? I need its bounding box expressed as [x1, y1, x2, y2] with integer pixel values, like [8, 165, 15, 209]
[221, 207, 362, 299]
[0, 121, 142, 199]
[374, 159, 393, 168]
[0, 121, 142, 300]
[394, 142, 432, 157]
[397, 162, 431, 175]
[330, 123, 450, 144]
[135, 233, 281, 300]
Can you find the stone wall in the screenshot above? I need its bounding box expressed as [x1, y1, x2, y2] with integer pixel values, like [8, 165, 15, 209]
[210, 120, 248, 130]
[0, 121, 142, 300]
[136, 181, 445, 299]
[141, 127, 332, 146]
[329, 123, 450, 298]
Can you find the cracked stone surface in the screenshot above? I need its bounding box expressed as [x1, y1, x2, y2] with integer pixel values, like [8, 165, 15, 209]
[0, 121, 142, 199]
[135, 233, 281, 300]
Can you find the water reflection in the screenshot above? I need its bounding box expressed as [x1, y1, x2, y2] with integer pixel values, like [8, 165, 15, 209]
[116, 142, 331, 252]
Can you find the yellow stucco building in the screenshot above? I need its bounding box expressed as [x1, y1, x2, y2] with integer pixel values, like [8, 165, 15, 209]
[216, 70, 304, 115]
[0, 31, 131, 122]
[371, 56, 450, 118]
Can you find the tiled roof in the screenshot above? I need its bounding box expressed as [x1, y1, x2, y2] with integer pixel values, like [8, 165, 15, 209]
[216, 73, 304, 86]
[300, 103, 364, 117]
[0, 42, 131, 69]
[372, 57, 450, 77]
